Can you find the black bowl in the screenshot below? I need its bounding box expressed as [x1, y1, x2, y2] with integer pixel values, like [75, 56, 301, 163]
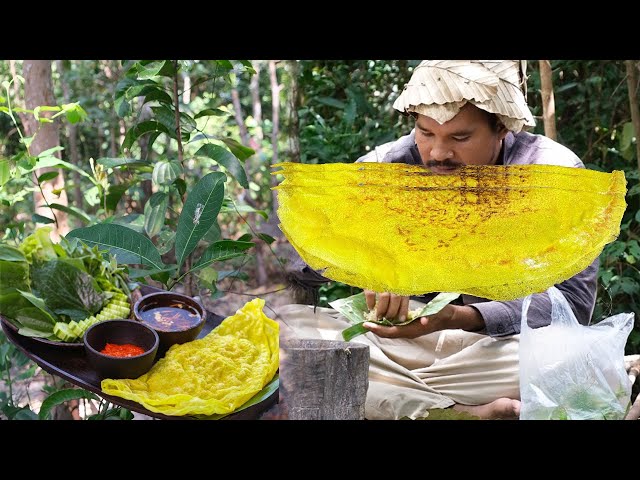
[84, 319, 159, 379]
[133, 291, 206, 352]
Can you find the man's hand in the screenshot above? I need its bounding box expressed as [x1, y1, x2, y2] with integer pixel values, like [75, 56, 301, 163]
[363, 304, 484, 339]
[364, 290, 410, 322]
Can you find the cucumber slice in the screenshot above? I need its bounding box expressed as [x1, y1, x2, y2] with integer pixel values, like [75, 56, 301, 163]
[53, 322, 78, 342]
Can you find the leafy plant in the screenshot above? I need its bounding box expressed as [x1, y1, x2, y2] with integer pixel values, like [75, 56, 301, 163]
[65, 60, 267, 296]
[66, 171, 256, 293]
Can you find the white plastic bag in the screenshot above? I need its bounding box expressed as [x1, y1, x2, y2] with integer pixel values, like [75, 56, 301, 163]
[519, 286, 634, 420]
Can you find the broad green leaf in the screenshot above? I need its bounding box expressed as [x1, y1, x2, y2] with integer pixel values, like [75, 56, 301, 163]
[175, 172, 226, 268]
[0, 245, 26, 262]
[48, 203, 92, 224]
[32, 213, 55, 224]
[109, 214, 145, 233]
[191, 240, 254, 272]
[341, 323, 369, 342]
[114, 94, 130, 117]
[39, 389, 99, 420]
[105, 183, 131, 213]
[35, 156, 94, 182]
[179, 112, 197, 134]
[334, 291, 461, 341]
[124, 82, 160, 100]
[194, 266, 218, 290]
[237, 233, 252, 242]
[0, 158, 10, 187]
[136, 60, 168, 80]
[173, 177, 187, 196]
[0, 258, 29, 293]
[155, 230, 175, 255]
[37, 171, 59, 183]
[127, 265, 177, 280]
[152, 160, 182, 186]
[413, 292, 461, 318]
[221, 202, 268, 220]
[122, 120, 171, 150]
[52, 103, 88, 124]
[202, 221, 221, 243]
[150, 104, 179, 135]
[143, 88, 172, 105]
[238, 60, 257, 75]
[215, 60, 234, 70]
[219, 137, 255, 161]
[330, 292, 370, 325]
[15, 308, 56, 333]
[151, 105, 197, 137]
[16, 290, 56, 320]
[96, 157, 152, 169]
[31, 260, 105, 317]
[67, 224, 164, 269]
[37, 146, 64, 158]
[194, 108, 226, 119]
[257, 233, 275, 245]
[196, 144, 249, 188]
[144, 192, 168, 237]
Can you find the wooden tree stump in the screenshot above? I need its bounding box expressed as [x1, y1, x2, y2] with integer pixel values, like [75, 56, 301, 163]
[280, 339, 369, 420]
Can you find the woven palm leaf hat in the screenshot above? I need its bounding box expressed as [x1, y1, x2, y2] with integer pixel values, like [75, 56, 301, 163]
[393, 60, 536, 133]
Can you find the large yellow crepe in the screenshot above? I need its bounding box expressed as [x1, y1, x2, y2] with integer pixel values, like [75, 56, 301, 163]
[101, 298, 279, 416]
[273, 162, 626, 300]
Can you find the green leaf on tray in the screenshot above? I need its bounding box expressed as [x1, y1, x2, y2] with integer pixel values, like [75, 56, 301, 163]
[31, 260, 106, 318]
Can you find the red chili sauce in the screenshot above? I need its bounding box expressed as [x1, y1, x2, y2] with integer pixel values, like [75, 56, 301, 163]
[139, 303, 201, 332]
[101, 343, 146, 357]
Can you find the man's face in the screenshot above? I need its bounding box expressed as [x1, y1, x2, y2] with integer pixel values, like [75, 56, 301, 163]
[414, 103, 509, 174]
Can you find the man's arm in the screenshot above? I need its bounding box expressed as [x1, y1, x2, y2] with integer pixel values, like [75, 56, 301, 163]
[470, 258, 600, 337]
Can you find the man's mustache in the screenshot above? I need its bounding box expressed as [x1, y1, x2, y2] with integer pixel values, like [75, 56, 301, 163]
[424, 160, 464, 169]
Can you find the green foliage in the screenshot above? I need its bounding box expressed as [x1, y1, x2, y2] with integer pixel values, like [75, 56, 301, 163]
[317, 281, 363, 308]
[296, 60, 416, 164]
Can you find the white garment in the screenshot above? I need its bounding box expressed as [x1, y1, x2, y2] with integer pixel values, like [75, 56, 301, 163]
[276, 302, 520, 420]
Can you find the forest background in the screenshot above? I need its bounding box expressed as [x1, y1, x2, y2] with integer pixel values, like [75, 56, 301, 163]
[0, 59, 638, 419]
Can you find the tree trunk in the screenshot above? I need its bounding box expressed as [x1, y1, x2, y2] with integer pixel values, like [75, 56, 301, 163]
[287, 60, 301, 164]
[538, 60, 557, 141]
[231, 80, 249, 146]
[56, 60, 83, 213]
[251, 61, 264, 143]
[625, 60, 640, 180]
[280, 339, 370, 419]
[268, 60, 281, 214]
[22, 60, 69, 239]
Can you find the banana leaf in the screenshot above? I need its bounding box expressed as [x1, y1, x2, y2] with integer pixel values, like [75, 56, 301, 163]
[331, 291, 460, 341]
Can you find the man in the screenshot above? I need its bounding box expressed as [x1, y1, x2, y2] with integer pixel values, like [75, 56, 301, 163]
[278, 60, 598, 420]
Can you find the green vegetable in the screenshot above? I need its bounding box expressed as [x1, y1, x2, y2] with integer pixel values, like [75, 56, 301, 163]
[0, 226, 132, 343]
[52, 291, 131, 342]
[331, 291, 461, 341]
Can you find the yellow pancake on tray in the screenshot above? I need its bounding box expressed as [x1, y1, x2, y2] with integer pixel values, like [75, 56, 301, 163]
[273, 162, 626, 300]
[100, 298, 279, 416]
